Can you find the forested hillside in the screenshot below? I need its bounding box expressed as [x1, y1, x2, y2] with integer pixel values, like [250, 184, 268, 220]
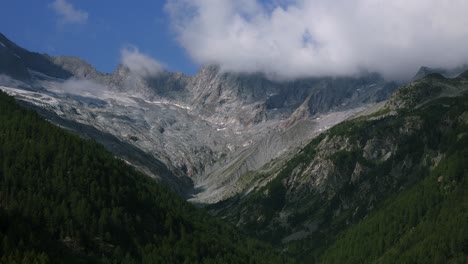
[320, 138, 468, 263]
[1, 71, 467, 263]
[212, 74, 468, 263]
[317, 89, 468, 263]
[0, 90, 287, 263]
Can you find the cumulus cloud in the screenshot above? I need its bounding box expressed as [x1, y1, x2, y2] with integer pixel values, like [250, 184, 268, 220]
[166, 0, 468, 80]
[50, 0, 89, 25]
[120, 46, 165, 78]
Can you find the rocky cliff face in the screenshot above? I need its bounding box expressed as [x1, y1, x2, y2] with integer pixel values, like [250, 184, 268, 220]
[0, 33, 397, 200]
[0, 33, 72, 82]
[208, 71, 468, 249]
[186, 66, 396, 128]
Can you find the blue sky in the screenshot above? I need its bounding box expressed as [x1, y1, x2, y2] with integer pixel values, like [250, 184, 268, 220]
[1, 0, 468, 80]
[0, 0, 197, 74]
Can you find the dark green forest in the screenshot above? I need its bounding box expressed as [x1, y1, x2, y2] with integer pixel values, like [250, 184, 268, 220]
[293, 95, 468, 262]
[319, 95, 468, 263]
[217, 78, 468, 263]
[0, 91, 287, 263]
[320, 144, 468, 263]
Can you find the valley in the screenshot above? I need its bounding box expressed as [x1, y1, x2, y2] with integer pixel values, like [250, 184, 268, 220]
[1, 30, 467, 263]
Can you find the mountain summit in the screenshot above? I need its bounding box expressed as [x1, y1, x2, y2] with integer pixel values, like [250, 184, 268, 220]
[0, 32, 398, 201]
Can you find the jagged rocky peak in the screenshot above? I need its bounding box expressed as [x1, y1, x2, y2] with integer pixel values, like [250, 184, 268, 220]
[188, 65, 279, 106]
[185, 65, 277, 126]
[412, 64, 468, 81]
[194, 64, 221, 80]
[109, 64, 131, 87]
[109, 63, 191, 100]
[113, 63, 131, 77]
[184, 65, 400, 128]
[0, 33, 72, 80]
[387, 71, 468, 110]
[412, 66, 448, 81]
[52, 56, 105, 80]
[145, 71, 190, 100]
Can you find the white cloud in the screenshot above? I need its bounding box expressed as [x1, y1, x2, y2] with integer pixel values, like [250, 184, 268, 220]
[166, 0, 468, 80]
[60, 79, 106, 97]
[50, 0, 88, 25]
[120, 46, 165, 78]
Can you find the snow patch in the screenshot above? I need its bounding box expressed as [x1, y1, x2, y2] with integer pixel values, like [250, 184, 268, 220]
[0, 41, 6, 48]
[242, 140, 252, 147]
[227, 144, 234, 151]
[137, 97, 192, 110]
[0, 86, 63, 114]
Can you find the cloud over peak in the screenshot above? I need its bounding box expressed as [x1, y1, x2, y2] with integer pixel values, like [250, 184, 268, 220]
[120, 46, 164, 78]
[50, 0, 88, 25]
[166, 0, 468, 80]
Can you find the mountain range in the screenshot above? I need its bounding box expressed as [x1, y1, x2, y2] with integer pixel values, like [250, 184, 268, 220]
[1, 32, 467, 263]
[0, 33, 399, 199]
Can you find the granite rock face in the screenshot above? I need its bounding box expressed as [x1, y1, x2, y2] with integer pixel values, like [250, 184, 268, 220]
[209, 72, 468, 245]
[0, 33, 398, 200]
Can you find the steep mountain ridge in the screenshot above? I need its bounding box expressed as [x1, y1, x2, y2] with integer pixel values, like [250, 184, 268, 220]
[412, 65, 468, 81]
[208, 71, 468, 262]
[186, 66, 395, 128]
[0, 33, 72, 81]
[0, 33, 398, 200]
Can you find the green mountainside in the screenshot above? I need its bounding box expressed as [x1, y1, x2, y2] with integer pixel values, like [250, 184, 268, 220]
[1, 63, 468, 263]
[211, 73, 468, 263]
[320, 140, 468, 263]
[0, 90, 287, 263]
